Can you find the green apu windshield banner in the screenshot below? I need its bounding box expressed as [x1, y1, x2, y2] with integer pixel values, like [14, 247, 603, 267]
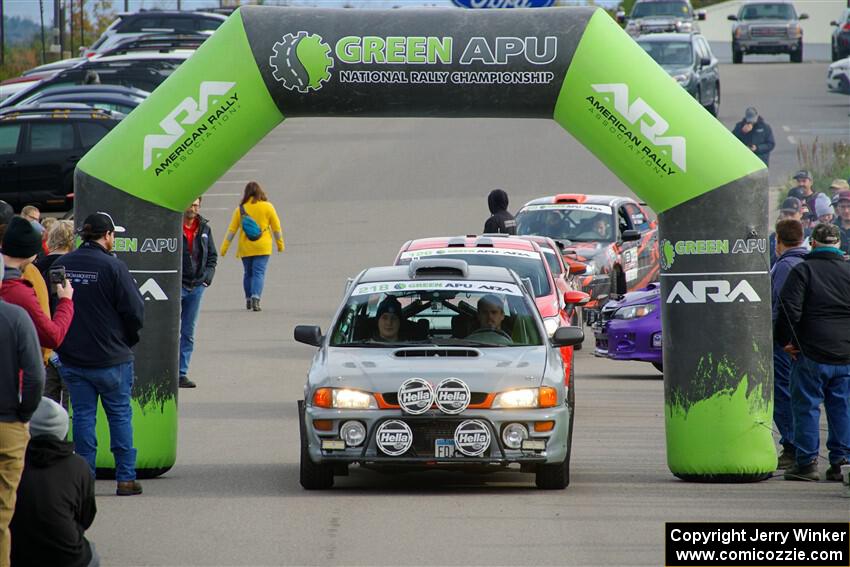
[77, 6, 773, 481]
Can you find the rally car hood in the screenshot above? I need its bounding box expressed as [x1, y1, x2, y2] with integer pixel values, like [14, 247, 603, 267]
[321, 346, 549, 392]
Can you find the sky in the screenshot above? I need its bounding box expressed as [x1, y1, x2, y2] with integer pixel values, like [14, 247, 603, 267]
[4, 0, 618, 24]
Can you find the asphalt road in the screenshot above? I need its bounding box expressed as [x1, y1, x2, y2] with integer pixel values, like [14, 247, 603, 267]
[85, 61, 848, 566]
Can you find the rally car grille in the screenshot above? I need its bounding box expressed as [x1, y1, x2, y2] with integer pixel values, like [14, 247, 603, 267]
[382, 392, 489, 406]
[409, 420, 463, 455]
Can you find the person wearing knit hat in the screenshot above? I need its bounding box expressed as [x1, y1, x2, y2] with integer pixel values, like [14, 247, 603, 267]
[813, 193, 835, 225]
[374, 296, 404, 342]
[9, 397, 99, 567]
[0, 217, 75, 373]
[775, 220, 850, 482]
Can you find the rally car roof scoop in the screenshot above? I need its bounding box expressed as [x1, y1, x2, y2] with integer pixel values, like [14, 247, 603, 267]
[408, 258, 469, 279]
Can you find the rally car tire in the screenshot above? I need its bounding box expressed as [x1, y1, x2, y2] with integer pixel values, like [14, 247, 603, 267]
[299, 403, 334, 490]
[536, 367, 573, 490]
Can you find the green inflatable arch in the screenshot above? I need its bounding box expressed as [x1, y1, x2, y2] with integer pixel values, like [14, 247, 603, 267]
[75, 5, 774, 481]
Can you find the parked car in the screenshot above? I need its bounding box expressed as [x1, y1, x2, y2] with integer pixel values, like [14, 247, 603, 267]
[828, 57, 850, 95]
[618, 0, 706, 37]
[21, 58, 84, 77]
[98, 33, 209, 58]
[592, 283, 662, 373]
[83, 10, 226, 57]
[0, 74, 53, 103]
[0, 52, 191, 109]
[16, 85, 149, 115]
[728, 1, 808, 64]
[637, 32, 720, 116]
[831, 9, 850, 61]
[294, 259, 584, 489]
[0, 105, 123, 211]
[515, 194, 659, 323]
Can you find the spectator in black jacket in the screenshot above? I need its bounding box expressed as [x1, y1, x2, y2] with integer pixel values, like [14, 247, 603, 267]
[483, 189, 517, 235]
[732, 107, 775, 166]
[179, 197, 217, 389]
[775, 223, 850, 482]
[10, 397, 98, 567]
[0, 254, 44, 566]
[54, 212, 145, 497]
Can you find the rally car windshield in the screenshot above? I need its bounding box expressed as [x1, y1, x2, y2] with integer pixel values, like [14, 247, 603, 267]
[396, 250, 551, 297]
[516, 204, 615, 243]
[329, 281, 543, 348]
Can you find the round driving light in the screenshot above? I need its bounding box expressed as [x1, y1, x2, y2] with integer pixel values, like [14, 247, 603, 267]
[340, 420, 366, 447]
[501, 423, 529, 449]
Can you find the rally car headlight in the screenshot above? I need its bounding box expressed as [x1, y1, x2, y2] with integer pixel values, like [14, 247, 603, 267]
[613, 303, 657, 320]
[676, 21, 692, 31]
[313, 388, 378, 409]
[734, 26, 749, 39]
[492, 387, 557, 409]
[543, 317, 560, 337]
[583, 263, 596, 275]
[788, 24, 802, 38]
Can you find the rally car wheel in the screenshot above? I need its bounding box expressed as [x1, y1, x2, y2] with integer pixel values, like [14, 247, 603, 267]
[299, 404, 334, 490]
[536, 368, 573, 490]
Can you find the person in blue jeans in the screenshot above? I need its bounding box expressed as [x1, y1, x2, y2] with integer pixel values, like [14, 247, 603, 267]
[54, 212, 145, 496]
[770, 219, 808, 469]
[179, 198, 217, 388]
[221, 182, 284, 312]
[775, 223, 850, 482]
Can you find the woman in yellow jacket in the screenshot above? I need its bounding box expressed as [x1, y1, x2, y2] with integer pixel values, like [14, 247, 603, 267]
[220, 182, 284, 311]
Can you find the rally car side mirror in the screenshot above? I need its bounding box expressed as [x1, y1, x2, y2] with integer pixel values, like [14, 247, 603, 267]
[551, 326, 584, 347]
[564, 290, 590, 305]
[621, 229, 640, 242]
[294, 325, 323, 347]
[568, 263, 587, 275]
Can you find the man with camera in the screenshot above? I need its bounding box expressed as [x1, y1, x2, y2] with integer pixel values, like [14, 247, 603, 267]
[54, 212, 145, 496]
[0, 217, 74, 357]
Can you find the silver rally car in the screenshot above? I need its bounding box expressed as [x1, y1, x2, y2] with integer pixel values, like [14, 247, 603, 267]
[294, 259, 584, 490]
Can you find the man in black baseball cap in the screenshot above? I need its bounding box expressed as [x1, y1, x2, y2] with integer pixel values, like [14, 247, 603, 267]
[732, 106, 775, 165]
[54, 210, 145, 496]
[769, 197, 809, 266]
[775, 222, 850, 482]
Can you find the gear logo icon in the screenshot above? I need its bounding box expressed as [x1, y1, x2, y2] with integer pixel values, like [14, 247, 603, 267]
[269, 31, 333, 94]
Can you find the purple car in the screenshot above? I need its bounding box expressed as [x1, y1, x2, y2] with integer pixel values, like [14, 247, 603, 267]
[592, 282, 662, 373]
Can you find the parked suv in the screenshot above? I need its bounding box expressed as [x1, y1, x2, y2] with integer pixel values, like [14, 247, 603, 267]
[637, 32, 720, 116]
[83, 11, 226, 57]
[729, 1, 808, 64]
[618, 0, 706, 38]
[831, 9, 850, 61]
[0, 105, 123, 210]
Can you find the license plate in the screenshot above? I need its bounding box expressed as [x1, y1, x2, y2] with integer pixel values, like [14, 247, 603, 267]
[435, 438, 455, 458]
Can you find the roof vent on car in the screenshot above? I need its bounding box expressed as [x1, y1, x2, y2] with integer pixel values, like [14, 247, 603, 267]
[408, 258, 469, 279]
[447, 237, 467, 247]
[474, 237, 494, 248]
[554, 193, 587, 204]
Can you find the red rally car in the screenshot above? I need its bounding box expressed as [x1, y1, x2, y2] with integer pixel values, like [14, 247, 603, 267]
[515, 194, 659, 322]
[394, 235, 589, 386]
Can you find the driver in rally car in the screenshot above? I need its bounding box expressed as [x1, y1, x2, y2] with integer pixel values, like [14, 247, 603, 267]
[373, 296, 404, 342]
[475, 294, 513, 344]
[593, 217, 611, 240]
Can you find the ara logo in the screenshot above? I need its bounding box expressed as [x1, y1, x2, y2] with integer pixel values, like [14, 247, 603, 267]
[270, 32, 334, 93]
[591, 83, 686, 172]
[142, 81, 237, 171]
[666, 280, 761, 304]
[138, 278, 168, 301]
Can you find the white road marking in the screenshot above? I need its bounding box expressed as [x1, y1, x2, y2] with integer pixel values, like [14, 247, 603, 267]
[787, 135, 797, 145]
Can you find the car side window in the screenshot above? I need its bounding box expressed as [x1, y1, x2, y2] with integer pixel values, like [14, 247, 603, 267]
[625, 204, 650, 232]
[123, 17, 161, 32]
[77, 121, 111, 148]
[28, 122, 75, 152]
[618, 206, 633, 235]
[163, 17, 196, 33]
[197, 18, 223, 31]
[0, 124, 22, 154]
